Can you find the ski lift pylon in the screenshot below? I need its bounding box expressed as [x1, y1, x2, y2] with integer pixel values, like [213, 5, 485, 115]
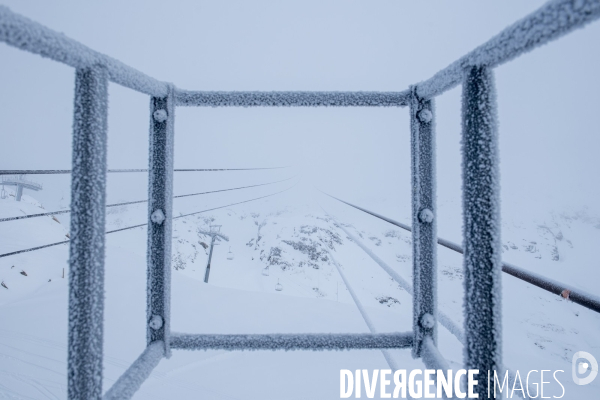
[275, 279, 283, 291]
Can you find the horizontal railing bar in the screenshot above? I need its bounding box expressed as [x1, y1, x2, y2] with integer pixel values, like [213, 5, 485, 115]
[103, 341, 164, 400]
[417, 0, 600, 99]
[0, 176, 295, 223]
[0, 181, 298, 258]
[170, 332, 413, 351]
[0, 6, 169, 97]
[324, 192, 600, 314]
[175, 90, 411, 107]
[4, 1, 600, 106]
[0, 166, 289, 175]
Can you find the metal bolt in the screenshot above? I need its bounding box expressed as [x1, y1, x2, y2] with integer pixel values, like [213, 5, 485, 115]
[418, 109, 433, 123]
[151, 209, 165, 225]
[421, 313, 435, 329]
[149, 315, 163, 330]
[153, 109, 168, 123]
[418, 208, 434, 224]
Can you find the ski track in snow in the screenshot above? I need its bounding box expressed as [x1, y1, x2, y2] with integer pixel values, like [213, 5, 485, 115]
[0, 190, 599, 398]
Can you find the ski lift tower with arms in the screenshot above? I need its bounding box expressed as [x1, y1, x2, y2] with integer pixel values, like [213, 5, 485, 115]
[197, 225, 229, 283]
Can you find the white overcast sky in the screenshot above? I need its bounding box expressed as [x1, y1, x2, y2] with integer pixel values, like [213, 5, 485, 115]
[1, 0, 599, 226]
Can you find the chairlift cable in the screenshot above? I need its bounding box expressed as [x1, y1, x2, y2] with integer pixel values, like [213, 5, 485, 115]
[0, 180, 298, 258]
[0, 176, 295, 223]
[0, 166, 290, 175]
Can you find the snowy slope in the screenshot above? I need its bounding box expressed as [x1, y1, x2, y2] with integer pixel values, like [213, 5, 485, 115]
[0, 187, 599, 399]
[0, 190, 70, 304]
[320, 194, 600, 399]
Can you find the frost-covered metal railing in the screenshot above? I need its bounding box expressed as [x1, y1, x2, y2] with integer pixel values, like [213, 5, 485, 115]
[2, 0, 600, 398]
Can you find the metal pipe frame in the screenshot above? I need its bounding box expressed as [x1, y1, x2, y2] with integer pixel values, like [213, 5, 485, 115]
[416, 0, 600, 99]
[5, 1, 599, 103]
[103, 341, 165, 400]
[409, 87, 438, 358]
[2, 1, 600, 399]
[146, 86, 176, 357]
[461, 65, 502, 399]
[170, 332, 414, 351]
[0, 6, 168, 96]
[67, 65, 109, 400]
[175, 90, 410, 107]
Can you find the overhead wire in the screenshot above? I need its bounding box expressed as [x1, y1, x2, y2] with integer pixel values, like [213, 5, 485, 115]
[0, 179, 298, 259]
[0, 166, 289, 175]
[320, 190, 600, 314]
[0, 176, 295, 223]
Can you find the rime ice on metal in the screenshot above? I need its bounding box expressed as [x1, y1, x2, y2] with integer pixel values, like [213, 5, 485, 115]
[103, 341, 165, 400]
[409, 86, 438, 358]
[146, 86, 176, 357]
[175, 91, 411, 107]
[461, 65, 502, 399]
[67, 65, 109, 400]
[2, 1, 600, 398]
[0, 6, 168, 97]
[417, 0, 600, 99]
[170, 332, 413, 351]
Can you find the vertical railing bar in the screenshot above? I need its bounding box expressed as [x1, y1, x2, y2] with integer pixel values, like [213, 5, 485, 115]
[67, 65, 109, 400]
[461, 65, 502, 398]
[147, 85, 175, 357]
[409, 86, 438, 358]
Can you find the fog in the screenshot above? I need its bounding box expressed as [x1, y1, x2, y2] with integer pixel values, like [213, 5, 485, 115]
[1, 0, 599, 239]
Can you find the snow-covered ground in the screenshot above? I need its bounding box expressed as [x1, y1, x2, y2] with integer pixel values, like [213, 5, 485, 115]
[0, 184, 599, 399]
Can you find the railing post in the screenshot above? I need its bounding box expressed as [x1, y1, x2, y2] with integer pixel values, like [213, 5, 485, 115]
[67, 65, 108, 400]
[462, 65, 502, 398]
[147, 85, 175, 357]
[409, 86, 438, 358]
